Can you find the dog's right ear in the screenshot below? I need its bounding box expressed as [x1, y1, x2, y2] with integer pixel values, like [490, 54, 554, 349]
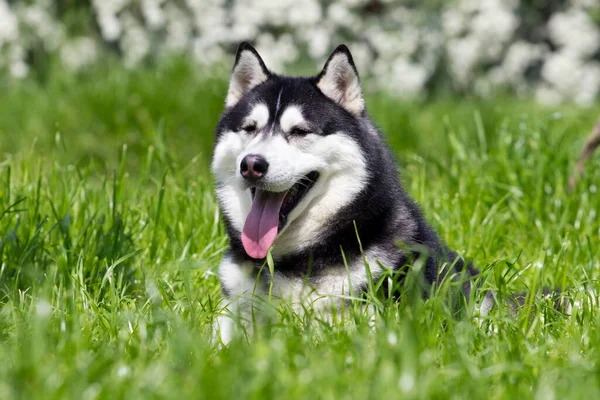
[317, 45, 364, 116]
[225, 42, 271, 108]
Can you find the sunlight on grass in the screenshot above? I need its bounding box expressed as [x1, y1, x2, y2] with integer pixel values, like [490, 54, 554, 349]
[0, 61, 599, 398]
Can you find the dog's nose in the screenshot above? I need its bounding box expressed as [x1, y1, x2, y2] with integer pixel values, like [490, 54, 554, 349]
[240, 154, 269, 180]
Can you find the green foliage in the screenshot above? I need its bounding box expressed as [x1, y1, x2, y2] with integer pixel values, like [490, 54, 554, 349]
[0, 62, 600, 399]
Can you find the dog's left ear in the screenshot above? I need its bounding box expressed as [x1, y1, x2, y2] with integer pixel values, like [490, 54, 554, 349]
[225, 42, 271, 108]
[317, 45, 364, 116]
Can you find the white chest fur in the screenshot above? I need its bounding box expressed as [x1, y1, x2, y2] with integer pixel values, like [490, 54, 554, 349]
[219, 246, 399, 310]
[214, 247, 400, 344]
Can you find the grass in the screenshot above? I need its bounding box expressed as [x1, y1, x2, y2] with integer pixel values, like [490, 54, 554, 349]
[1, 59, 600, 399]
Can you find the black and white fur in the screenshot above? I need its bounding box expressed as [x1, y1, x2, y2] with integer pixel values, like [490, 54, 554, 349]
[212, 43, 485, 343]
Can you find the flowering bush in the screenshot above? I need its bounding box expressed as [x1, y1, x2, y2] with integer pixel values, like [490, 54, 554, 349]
[1, 0, 600, 105]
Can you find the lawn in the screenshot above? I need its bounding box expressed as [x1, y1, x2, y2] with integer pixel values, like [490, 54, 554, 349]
[1, 60, 600, 399]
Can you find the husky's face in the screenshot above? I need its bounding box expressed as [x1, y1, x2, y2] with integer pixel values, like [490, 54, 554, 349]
[212, 43, 369, 259]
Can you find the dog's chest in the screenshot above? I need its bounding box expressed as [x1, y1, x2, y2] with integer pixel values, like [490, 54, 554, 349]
[219, 245, 399, 311]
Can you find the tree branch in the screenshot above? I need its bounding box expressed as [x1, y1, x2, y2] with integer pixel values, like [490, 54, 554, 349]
[569, 118, 600, 191]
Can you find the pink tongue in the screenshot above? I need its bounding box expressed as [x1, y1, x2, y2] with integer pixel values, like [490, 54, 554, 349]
[241, 189, 287, 259]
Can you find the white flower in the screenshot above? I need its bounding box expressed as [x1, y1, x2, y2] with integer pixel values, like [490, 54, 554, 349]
[386, 57, 428, 97]
[541, 50, 584, 96]
[574, 62, 600, 106]
[365, 27, 399, 60]
[10, 60, 28, 78]
[548, 8, 600, 57]
[192, 37, 225, 66]
[288, 0, 321, 26]
[447, 36, 481, 88]
[570, 0, 598, 7]
[0, 0, 18, 46]
[142, 0, 166, 30]
[163, 4, 191, 52]
[120, 13, 151, 67]
[92, 0, 128, 41]
[471, 5, 518, 60]
[396, 26, 421, 56]
[60, 37, 98, 71]
[192, 0, 228, 35]
[339, 0, 365, 6]
[479, 0, 519, 11]
[8, 44, 28, 78]
[328, 3, 356, 28]
[420, 31, 444, 69]
[19, 3, 65, 51]
[255, 33, 298, 72]
[457, 0, 481, 13]
[442, 8, 467, 36]
[91, 0, 128, 15]
[538, 49, 600, 106]
[304, 27, 331, 59]
[502, 41, 547, 83]
[98, 14, 122, 41]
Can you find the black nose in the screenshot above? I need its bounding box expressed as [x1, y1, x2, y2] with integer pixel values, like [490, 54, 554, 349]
[240, 154, 269, 180]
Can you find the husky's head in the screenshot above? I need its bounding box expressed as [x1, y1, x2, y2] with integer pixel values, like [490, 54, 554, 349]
[212, 43, 372, 260]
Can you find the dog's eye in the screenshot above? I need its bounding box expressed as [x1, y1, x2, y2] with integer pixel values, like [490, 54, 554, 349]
[290, 126, 311, 136]
[241, 122, 257, 132]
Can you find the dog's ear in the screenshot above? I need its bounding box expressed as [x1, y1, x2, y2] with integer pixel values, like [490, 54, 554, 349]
[225, 42, 271, 108]
[316, 45, 364, 116]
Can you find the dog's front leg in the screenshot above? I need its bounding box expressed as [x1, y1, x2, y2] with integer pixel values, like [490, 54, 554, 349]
[214, 253, 261, 345]
[214, 297, 237, 346]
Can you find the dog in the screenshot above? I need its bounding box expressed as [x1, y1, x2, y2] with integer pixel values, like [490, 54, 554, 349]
[211, 42, 491, 343]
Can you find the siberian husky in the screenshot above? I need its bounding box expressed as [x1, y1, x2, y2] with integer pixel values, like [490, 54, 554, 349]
[211, 42, 492, 343]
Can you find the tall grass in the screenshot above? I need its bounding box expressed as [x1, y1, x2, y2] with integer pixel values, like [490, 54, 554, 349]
[0, 60, 599, 398]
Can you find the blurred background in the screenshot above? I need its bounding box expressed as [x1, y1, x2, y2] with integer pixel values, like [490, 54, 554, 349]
[1, 0, 599, 167]
[1, 0, 599, 102]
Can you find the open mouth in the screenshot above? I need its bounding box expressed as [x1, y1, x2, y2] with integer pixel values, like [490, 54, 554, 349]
[241, 171, 319, 259]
